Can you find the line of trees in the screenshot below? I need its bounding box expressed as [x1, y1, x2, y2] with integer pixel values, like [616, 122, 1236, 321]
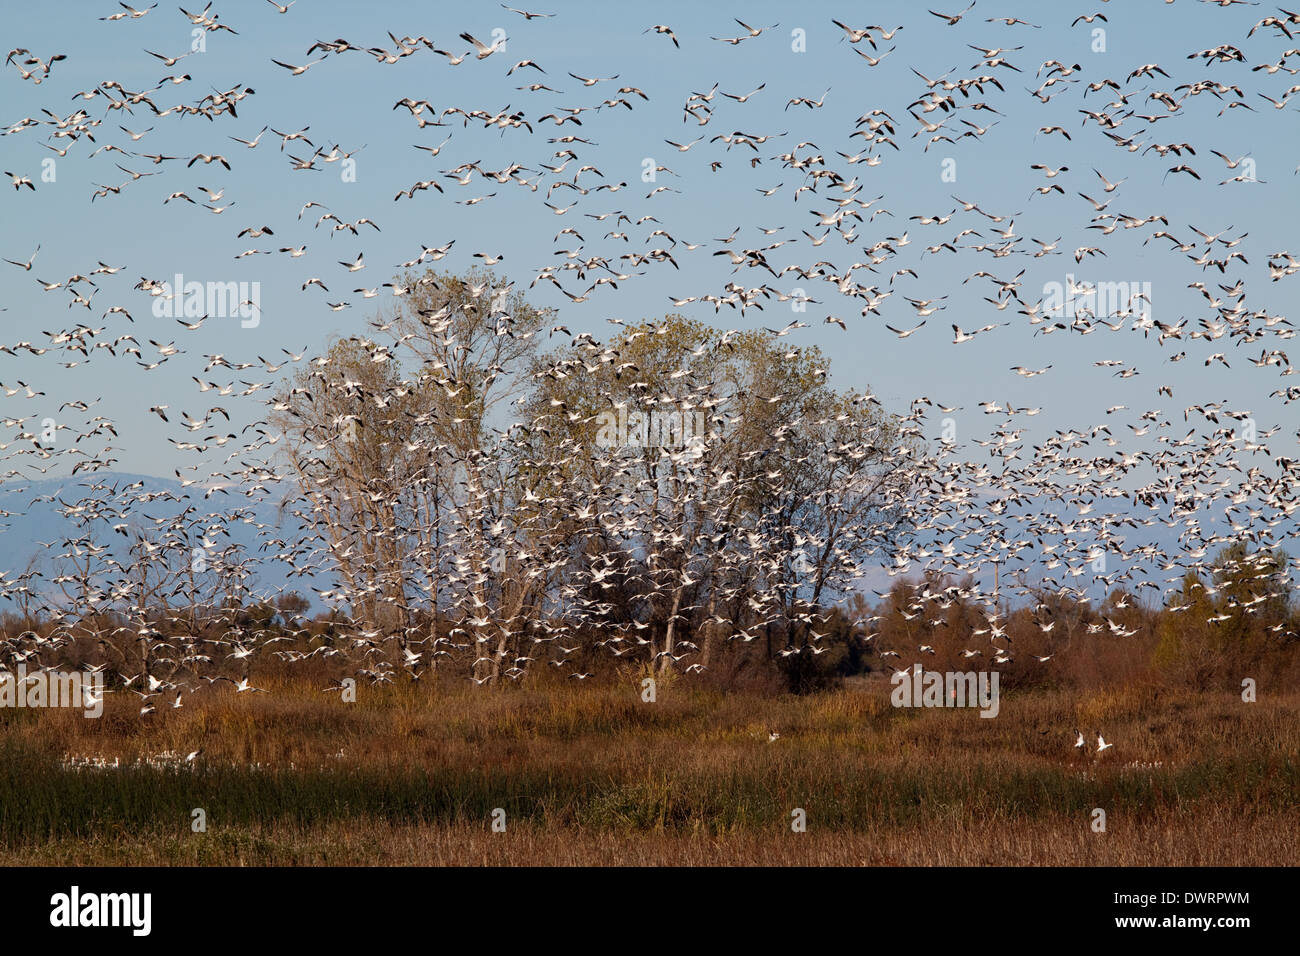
[4, 268, 1295, 695]
[269, 268, 917, 685]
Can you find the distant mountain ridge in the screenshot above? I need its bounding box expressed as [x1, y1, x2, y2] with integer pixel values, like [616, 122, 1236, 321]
[0, 472, 324, 611]
[1, 472, 1294, 615]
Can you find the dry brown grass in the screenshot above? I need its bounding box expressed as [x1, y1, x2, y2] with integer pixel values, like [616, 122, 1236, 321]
[4, 811, 1293, 866]
[2, 675, 1296, 865]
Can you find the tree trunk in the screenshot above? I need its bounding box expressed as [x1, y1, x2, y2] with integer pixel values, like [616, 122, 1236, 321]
[659, 586, 683, 674]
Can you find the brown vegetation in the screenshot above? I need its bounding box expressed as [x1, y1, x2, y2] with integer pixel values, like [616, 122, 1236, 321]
[2, 676, 1295, 865]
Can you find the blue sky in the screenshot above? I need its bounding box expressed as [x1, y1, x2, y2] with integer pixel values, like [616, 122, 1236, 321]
[0, 0, 1296, 481]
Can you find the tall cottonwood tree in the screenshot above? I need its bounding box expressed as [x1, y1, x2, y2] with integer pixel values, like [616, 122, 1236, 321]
[519, 315, 916, 673]
[274, 268, 551, 679]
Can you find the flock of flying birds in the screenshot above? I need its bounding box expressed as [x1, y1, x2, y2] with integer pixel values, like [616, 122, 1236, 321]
[1, 2, 1298, 741]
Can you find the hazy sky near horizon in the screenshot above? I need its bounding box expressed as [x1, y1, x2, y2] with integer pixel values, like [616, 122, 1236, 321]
[0, 0, 1297, 482]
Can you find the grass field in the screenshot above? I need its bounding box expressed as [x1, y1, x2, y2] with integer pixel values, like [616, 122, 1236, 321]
[2, 674, 1296, 865]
